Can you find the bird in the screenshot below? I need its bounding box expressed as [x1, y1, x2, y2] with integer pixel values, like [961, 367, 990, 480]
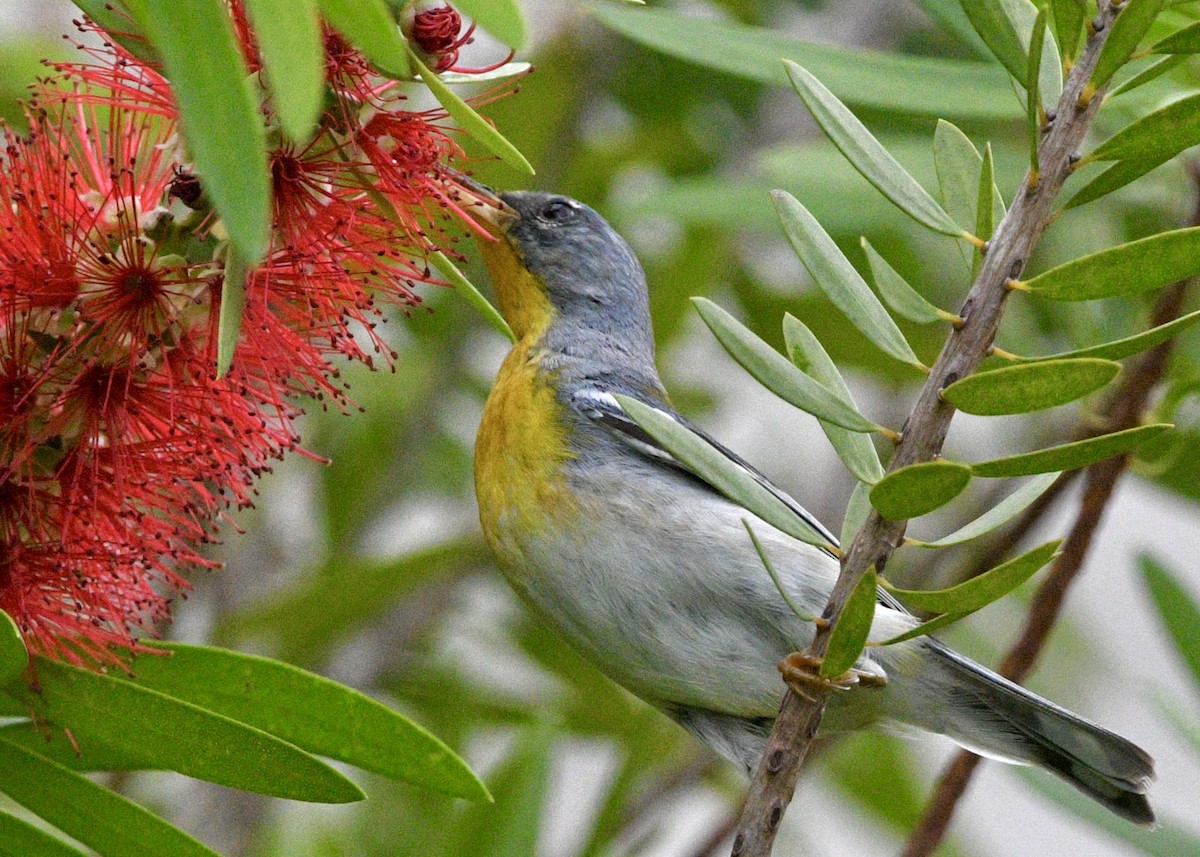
[468, 188, 1155, 824]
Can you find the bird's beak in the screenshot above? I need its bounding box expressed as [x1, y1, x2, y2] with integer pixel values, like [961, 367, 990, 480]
[451, 171, 517, 237]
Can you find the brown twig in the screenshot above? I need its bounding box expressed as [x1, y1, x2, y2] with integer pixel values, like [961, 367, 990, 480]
[900, 244, 1197, 857]
[731, 5, 1126, 855]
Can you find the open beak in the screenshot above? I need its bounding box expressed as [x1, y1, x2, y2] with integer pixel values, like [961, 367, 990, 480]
[450, 170, 516, 236]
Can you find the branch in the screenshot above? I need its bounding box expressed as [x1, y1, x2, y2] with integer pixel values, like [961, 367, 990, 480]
[731, 6, 1126, 855]
[901, 173, 1200, 857]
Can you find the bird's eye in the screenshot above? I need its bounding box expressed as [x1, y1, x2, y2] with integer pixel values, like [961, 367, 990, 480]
[539, 199, 578, 224]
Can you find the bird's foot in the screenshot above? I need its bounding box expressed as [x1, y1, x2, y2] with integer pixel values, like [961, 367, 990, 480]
[777, 652, 887, 701]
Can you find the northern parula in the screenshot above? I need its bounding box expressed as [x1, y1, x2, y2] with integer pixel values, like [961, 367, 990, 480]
[470, 189, 1154, 824]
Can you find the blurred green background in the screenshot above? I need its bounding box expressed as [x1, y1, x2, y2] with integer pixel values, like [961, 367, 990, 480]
[3, 1, 1200, 855]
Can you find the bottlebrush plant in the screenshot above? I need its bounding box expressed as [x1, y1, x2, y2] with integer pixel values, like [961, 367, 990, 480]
[0, 2, 528, 855]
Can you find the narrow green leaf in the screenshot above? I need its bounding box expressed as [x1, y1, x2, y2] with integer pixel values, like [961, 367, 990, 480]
[883, 539, 1060, 612]
[1091, 93, 1200, 163]
[317, 0, 410, 78]
[1140, 554, 1200, 696]
[1066, 157, 1164, 209]
[744, 520, 817, 622]
[1149, 20, 1200, 53]
[216, 248, 248, 379]
[0, 810, 89, 857]
[0, 612, 26, 687]
[591, 5, 1019, 119]
[861, 238, 948, 325]
[452, 725, 552, 857]
[452, 0, 526, 48]
[783, 63, 963, 237]
[8, 657, 364, 803]
[943, 358, 1121, 415]
[409, 49, 533, 175]
[783, 314, 885, 483]
[0, 720, 141, 772]
[245, 0, 324, 143]
[975, 143, 997, 274]
[438, 61, 532, 84]
[957, 0, 1028, 80]
[129, 0, 270, 262]
[910, 471, 1061, 547]
[0, 735, 221, 857]
[971, 423, 1171, 477]
[615, 395, 834, 549]
[869, 460, 973, 520]
[431, 250, 515, 342]
[693, 298, 884, 434]
[71, 0, 158, 62]
[130, 642, 489, 801]
[874, 610, 968, 646]
[935, 119, 985, 234]
[840, 481, 872, 548]
[1089, 0, 1167, 93]
[1051, 0, 1086, 60]
[823, 567, 878, 677]
[1009, 309, 1200, 362]
[771, 193, 924, 368]
[1023, 227, 1200, 300]
[1026, 9, 1046, 175]
[1106, 53, 1187, 99]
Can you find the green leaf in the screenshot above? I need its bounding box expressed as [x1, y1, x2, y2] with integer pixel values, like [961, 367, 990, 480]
[910, 471, 1061, 547]
[783, 64, 963, 238]
[1090, 92, 1200, 163]
[317, 0, 410, 78]
[0, 810, 89, 857]
[840, 481, 872, 547]
[971, 423, 1172, 477]
[1140, 554, 1200, 696]
[0, 720, 141, 772]
[244, 0, 324, 143]
[861, 238, 950, 325]
[1022, 227, 1200, 300]
[71, 0, 158, 62]
[976, 142, 998, 262]
[869, 460, 973, 520]
[1051, 0, 1086, 60]
[452, 0, 526, 48]
[1008, 309, 1200, 362]
[1149, 20, 1200, 53]
[615, 395, 835, 549]
[744, 520, 817, 623]
[1106, 53, 1187, 99]
[130, 642, 489, 800]
[216, 247, 248, 378]
[956, 0, 1028, 81]
[782, 314, 885, 483]
[693, 298, 884, 434]
[772, 193, 924, 368]
[1089, 0, 1167, 93]
[822, 567, 878, 677]
[943, 358, 1121, 415]
[0, 612, 26, 687]
[874, 610, 969, 646]
[8, 657, 364, 803]
[431, 250, 515, 342]
[934, 119, 985, 234]
[590, 4, 1019, 118]
[438, 61, 532, 84]
[0, 735, 221, 857]
[129, 0, 270, 262]
[1026, 8, 1046, 173]
[1067, 157, 1169, 209]
[408, 49, 533, 175]
[882, 539, 1060, 612]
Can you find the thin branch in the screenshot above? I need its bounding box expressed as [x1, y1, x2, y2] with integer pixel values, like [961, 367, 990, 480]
[900, 164, 1200, 857]
[731, 6, 1126, 855]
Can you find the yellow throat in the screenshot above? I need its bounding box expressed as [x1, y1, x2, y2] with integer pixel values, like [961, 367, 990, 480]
[473, 232, 578, 566]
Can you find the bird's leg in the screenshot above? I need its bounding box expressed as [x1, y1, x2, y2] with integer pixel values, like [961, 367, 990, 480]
[777, 651, 887, 701]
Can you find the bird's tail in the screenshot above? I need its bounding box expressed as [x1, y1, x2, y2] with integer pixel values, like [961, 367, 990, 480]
[904, 640, 1155, 825]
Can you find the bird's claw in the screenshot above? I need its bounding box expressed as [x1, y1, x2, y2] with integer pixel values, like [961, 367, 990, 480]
[777, 652, 887, 701]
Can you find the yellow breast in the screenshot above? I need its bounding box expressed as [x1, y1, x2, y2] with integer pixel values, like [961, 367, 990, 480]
[474, 337, 578, 567]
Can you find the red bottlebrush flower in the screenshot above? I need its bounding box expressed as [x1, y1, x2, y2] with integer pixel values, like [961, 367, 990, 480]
[0, 2, 516, 666]
[407, 3, 516, 74]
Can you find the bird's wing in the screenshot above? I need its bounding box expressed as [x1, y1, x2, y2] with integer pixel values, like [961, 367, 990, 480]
[570, 386, 911, 614]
